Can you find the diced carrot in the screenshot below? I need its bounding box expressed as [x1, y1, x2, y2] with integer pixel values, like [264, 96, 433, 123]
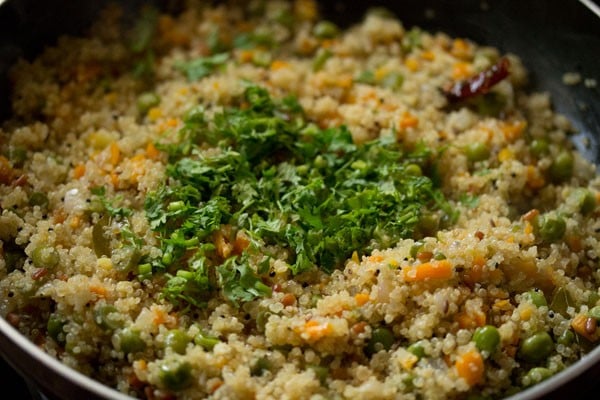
[302, 320, 333, 340]
[421, 50, 435, 61]
[571, 314, 599, 342]
[498, 148, 514, 162]
[368, 254, 384, 262]
[566, 234, 583, 252]
[73, 164, 86, 179]
[501, 120, 527, 142]
[53, 208, 66, 224]
[148, 107, 162, 121]
[89, 285, 107, 297]
[208, 378, 224, 394]
[214, 230, 233, 259]
[146, 142, 160, 160]
[281, 293, 296, 307]
[519, 304, 534, 321]
[69, 215, 81, 229]
[238, 49, 255, 63]
[404, 57, 419, 72]
[456, 309, 486, 329]
[355, 293, 370, 306]
[109, 142, 120, 166]
[110, 171, 120, 187]
[233, 231, 250, 255]
[336, 75, 353, 89]
[524, 221, 534, 235]
[403, 259, 453, 282]
[455, 350, 484, 386]
[452, 62, 472, 80]
[351, 321, 367, 335]
[321, 39, 335, 49]
[451, 39, 472, 60]
[0, 155, 15, 184]
[526, 166, 545, 189]
[463, 263, 484, 286]
[401, 353, 419, 370]
[270, 60, 290, 71]
[398, 112, 419, 130]
[522, 209, 539, 222]
[153, 308, 167, 326]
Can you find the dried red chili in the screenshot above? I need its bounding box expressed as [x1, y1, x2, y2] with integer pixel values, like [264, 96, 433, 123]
[444, 57, 511, 102]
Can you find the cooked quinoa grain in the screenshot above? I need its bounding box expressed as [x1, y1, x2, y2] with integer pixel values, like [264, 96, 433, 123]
[2, 1, 600, 399]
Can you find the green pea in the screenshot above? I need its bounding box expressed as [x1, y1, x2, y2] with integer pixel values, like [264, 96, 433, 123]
[549, 150, 574, 182]
[405, 163, 422, 177]
[137, 92, 161, 115]
[589, 306, 600, 321]
[194, 332, 220, 351]
[47, 316, 66, 344]
[402, 27, 422, 52]
[250, 357, 272, 376]
[586, 291, 600, 307]
[312, 49, 332, 72]
[31, 246, 60, 268]
[366, 327, 395, 355]
[159, 361, 192, 391]
[538, 215, 566, 242]
[557, 329, 575, 346]
[418, 213, 439, 234]
[407, 342, 426, 359]
[94, 305, 123, 331]
[355, 70, 375, 85]
[472, 325, 500, 354]
[29, 192, 49, 208]
[308, 364, 329, 384]
[138, 263, 152, 280]
[381, 72, 404, 90]
[433, 252, 446, 260]
[409, 241, 424, 259]
[524, 289, 547, 308]
[523, 367, 553, 387]
[117, 328, 146, 354]
[9, 146, 27, 167]
[530, 138, 549, 158]
[313, 21, 339, 39]
[569, 188, 596, 214]
[165, 329, 190, 354]
[465, 142, 490, 163]
[518, 332, 554, 362]
[314, 155, 327, 169]
[252, 51, 272, 68]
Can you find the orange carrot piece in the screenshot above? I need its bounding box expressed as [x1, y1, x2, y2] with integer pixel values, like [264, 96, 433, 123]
[73, 164, 86, 179]
[403, 259, 453, 282]
[109, 142, 120, 166]
[355, 293, 370, 306]
[456, 350, 484, 386]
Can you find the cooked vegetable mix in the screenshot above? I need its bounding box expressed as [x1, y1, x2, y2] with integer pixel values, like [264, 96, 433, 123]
[1, 1, 600, 399]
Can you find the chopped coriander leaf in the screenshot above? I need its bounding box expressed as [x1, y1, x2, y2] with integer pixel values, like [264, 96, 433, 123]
[146, 85, 454, 309]
[176, 53, 229, 81]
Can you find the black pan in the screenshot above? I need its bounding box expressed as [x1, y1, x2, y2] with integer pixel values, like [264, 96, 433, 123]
[1, 1, 599, 399]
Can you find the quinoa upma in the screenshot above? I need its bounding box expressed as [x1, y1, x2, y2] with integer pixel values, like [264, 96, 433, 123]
[1, 1, 600, 399]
